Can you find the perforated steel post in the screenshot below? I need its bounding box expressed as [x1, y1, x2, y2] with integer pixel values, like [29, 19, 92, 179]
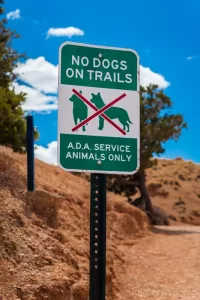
[26, 115, 34, 191]
[89, 173, 107, 300]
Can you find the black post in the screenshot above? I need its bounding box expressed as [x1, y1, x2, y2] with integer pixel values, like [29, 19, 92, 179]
[90, 173, 107, 300]
[26, 115, 34, 191]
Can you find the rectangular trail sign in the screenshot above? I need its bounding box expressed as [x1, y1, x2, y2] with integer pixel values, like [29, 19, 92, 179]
[57, 42, 140, 174]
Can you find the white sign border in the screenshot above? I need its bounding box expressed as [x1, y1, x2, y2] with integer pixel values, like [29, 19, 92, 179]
[57, 41, 140, 175]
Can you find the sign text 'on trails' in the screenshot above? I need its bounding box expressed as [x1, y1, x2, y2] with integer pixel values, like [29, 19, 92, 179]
[66, 54, 133, 84]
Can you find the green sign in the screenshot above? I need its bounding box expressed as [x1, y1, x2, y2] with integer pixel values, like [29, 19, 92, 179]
[58, 42, 140, 174]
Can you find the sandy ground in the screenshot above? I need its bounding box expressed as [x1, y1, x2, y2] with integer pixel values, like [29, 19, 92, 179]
[117, 226, 200, 300]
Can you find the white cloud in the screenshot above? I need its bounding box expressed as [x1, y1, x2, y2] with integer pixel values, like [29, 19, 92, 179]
[12, 82, 57, 112]
[13, 56, 58, 111]
[7, 9, 20, 20]
[35, 141, 58, 165]
[12, 55, 169, 112]
[14, 57, 58, 94]
[46, 26, 84, 38]
[186, 56, 196, 61]
[140, 66, 170, 89]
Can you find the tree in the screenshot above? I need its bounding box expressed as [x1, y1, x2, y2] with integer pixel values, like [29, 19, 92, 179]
[0, 0, 24, 88]
[107, 84, 187, 219]
[0, 0, 39, 152]
[0, 88, 27, 152]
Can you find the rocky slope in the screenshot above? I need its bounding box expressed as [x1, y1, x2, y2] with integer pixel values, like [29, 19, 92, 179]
[0, 146, 149, 300]
[145, 157, 200, 225]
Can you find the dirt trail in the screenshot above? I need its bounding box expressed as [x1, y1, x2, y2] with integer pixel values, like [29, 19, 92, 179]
[118, 226, 200, 300]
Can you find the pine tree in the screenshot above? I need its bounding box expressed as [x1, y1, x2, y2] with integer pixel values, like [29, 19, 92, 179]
[0, 0, 25, 88]
[0, 0, 39, 152]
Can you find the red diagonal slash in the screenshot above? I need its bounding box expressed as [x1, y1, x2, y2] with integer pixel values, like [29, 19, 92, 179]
[71, 89, 127, 135]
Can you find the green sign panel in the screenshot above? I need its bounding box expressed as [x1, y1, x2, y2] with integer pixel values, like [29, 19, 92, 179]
[58, 42, 140, 174]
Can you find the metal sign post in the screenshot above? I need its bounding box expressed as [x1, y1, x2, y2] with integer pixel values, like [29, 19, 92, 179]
[90, 174, 106, 300]
[26, 115, 34, 191]
[57, 41, 140, 300]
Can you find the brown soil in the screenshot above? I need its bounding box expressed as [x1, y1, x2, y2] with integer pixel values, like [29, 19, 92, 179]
[1, 146, 200, 300]
[0, 146, 149, 300]
[77, 157, 200, 226]
[145, 158, 200, 225]
[118, 226, 200, 300]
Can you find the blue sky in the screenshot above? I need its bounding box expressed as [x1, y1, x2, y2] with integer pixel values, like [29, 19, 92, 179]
[4, 0, 200, 164]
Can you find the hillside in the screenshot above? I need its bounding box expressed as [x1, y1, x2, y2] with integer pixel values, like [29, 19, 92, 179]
[0, 146, 149, 300]
[77, 156, 200, 225]
[145, 158, 200, 225]
[1, 145, 200, 299]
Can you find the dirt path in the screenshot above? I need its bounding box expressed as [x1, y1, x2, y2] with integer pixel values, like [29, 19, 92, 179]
[117, 226, 200, 300]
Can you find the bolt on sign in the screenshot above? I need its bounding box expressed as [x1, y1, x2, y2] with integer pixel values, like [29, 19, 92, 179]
[57, 42, 140, 174]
